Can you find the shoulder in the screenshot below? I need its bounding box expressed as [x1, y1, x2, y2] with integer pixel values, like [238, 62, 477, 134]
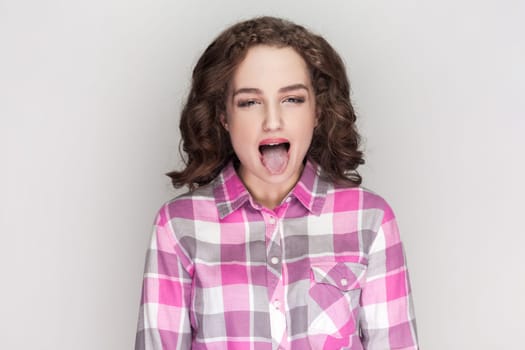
[155, 182, 219, 224]
[328, 184, 396, 224]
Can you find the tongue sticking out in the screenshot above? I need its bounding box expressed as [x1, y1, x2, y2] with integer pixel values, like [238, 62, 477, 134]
[260, 144, 289, 174]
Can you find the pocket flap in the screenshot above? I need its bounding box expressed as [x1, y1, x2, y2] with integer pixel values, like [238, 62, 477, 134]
[311, 262, 366, 291]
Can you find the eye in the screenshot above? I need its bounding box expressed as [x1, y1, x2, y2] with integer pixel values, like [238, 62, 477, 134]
[237, 99, 259, 108]
[283, 96, 305, 104]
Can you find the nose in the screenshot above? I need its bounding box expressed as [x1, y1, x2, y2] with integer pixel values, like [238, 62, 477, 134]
[262, 103, 283, 131]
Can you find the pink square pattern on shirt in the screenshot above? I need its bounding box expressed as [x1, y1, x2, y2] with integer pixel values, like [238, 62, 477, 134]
[135, 160, 418, 349]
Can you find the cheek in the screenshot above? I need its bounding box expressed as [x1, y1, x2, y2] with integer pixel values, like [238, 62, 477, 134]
[297, 114, 317, 136]
[300, 124, 316, 149]
[228, 122, 255, 149]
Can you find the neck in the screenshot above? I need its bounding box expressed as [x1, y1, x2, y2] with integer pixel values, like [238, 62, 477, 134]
[252, 191, 286, 210]
[238, 166, 303, 210]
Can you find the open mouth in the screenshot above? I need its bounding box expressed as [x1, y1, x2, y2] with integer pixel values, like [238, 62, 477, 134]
[258, 141, 290, 174]
[258, 142, 290, 155]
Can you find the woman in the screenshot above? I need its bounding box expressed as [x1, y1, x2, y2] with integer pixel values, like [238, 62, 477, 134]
[135, 16, 419, 350]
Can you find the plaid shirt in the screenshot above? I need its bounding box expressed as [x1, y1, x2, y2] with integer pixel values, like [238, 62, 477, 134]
[135, 160, 418, 349]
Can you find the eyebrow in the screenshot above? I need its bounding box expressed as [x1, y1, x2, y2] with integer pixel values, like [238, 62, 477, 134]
[232, 83, 310, 98]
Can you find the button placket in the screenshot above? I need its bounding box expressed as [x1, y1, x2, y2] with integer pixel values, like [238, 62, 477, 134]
[267, 243, 282, 273]
[265, 213, 282, 273]
[263, 211, 289, 349]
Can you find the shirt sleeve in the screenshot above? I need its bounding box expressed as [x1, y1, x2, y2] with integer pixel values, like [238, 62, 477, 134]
[359, 208, 419, 349]
[135, 206, 193, 350]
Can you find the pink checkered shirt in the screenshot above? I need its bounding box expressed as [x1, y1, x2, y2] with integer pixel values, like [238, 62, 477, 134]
[135, 160, 418, 349]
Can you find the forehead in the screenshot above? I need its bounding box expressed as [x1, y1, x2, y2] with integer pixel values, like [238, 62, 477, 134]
[230, 45, 311, 90]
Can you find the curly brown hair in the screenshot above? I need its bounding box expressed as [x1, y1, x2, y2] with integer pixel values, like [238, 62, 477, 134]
[167, 16, 364, 190]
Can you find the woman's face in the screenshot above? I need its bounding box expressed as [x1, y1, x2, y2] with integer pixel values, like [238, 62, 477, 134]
[223, 45, 317, 195]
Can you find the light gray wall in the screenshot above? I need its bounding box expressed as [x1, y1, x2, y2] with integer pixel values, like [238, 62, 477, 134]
[1, 0, 524, 349]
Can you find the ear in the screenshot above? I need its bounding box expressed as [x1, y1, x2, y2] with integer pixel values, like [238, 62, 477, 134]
[220, 114, 229, 131]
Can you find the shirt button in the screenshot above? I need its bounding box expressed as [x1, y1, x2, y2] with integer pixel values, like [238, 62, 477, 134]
[340, 278, 348, 286]
[271, 257, 279, 265]
[285, 197, 292, 203]
[273, 300, 281, 309]
[268, 216, 276, 224]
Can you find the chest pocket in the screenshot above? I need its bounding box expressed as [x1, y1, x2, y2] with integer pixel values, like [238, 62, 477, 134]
[307, 262, 366, 339]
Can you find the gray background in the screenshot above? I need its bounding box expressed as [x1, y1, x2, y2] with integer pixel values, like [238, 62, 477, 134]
[1, 0, 524, 349]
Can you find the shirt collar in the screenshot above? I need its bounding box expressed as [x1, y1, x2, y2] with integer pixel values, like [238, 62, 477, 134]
[213, 159, 330, 219]
[290, 160, 329, 216]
